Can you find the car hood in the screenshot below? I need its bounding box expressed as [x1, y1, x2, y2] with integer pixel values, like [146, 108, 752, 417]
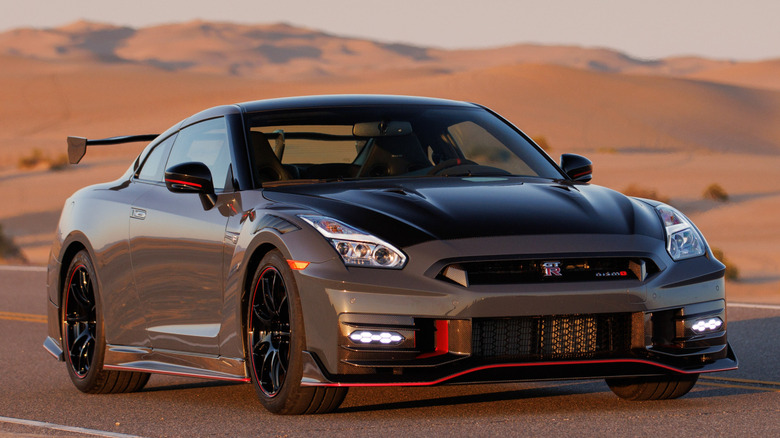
[262, 177, 662, 248]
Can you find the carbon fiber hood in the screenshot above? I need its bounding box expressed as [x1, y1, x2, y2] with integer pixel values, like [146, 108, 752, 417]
[263, 177, 663, 248]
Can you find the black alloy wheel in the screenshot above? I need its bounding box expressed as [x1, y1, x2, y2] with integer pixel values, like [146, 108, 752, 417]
[247, 250, 348, 414]
[249, 265, 291, 396]
[64, 261, 97, 378]
[62, 250, 150, 393]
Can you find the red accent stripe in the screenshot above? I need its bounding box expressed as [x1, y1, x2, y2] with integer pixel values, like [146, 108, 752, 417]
[417, 320, 449, 359]
[301, 359, 738, 388]
[165, 178, 202, 188]
[571, 170, 591, 178]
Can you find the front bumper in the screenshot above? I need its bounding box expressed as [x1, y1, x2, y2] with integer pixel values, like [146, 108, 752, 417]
[290, 235, 737, 386]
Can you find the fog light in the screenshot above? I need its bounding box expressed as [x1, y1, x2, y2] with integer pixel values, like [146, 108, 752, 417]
[691, 317, 723, 333]
[349, 330, 404, 345]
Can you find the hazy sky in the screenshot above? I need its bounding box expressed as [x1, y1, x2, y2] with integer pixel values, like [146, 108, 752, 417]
[2, 0, 778, 61]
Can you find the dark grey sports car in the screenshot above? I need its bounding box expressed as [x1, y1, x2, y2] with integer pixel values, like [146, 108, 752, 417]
[44, 95, 736, 414]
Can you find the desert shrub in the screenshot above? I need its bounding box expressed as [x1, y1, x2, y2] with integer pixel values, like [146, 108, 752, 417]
[703, 183, 728, 202]
[0, 225, 26, 264]
[17, 148, 47, 169]
[622, 184, 670, 204]
[711, 247, 739, 281]
[532, 136, 552, 152]
[48, 153, 70, 171]
[17, 149, 70, 171]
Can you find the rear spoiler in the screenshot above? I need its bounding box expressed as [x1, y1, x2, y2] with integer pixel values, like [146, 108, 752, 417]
[67, 134, 159, 164]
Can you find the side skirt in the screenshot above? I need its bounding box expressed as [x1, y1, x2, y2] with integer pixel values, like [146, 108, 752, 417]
[103, 344, 250, 382]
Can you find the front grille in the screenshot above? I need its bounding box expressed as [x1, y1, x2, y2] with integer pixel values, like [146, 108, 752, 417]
[472, 313, 632, 361]
[439, 257, 658, 286]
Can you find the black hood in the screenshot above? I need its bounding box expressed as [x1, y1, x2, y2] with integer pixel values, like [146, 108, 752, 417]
[263, 177, 662, 248]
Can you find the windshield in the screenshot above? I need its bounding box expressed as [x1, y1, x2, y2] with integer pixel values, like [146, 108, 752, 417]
[244, 105, 563, 186]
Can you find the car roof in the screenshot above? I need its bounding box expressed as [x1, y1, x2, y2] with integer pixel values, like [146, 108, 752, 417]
[175, 95, 483, 134]
[236, 94, 480, 113]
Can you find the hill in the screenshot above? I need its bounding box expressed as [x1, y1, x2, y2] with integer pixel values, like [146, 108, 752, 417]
[3, 20, 779, 89]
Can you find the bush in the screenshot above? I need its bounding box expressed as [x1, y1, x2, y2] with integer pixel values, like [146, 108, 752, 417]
[17, 148, 47, 169]
[48, 153, 70, 171]
[17, 149, 70, 171]
[711, 247, 739, 281]
[532, 136, 551, 153]
[622, 184, 670, 204]
[0, 225, 26, 264]
[703, 183, 728, 202]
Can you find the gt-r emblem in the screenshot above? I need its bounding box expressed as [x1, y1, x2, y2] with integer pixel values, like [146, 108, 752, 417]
[542, 261, 562, 277]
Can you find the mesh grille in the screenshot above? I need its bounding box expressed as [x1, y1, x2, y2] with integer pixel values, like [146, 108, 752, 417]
[472, 313, 632, 360]
[440, 257, 658, 285]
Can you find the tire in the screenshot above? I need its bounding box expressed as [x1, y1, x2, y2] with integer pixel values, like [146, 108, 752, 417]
[247, 250, 348, 414]
[605, 374, 699, 401]
[62, 250, 150, 394]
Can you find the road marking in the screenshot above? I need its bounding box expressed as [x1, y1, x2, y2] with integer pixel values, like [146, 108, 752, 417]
[0, 265, 47, 272]
[729, 302, 780, 310]
[0, 416, 144, 438]
[701, 376, 780, 387]
[699, 382, 780, 392]
[0, 311, 46, 323]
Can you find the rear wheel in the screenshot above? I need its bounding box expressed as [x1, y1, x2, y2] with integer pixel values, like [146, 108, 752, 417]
[606, 374, 699, 400]
[247, 250, 347, 414]
[62, 250, 150, 393]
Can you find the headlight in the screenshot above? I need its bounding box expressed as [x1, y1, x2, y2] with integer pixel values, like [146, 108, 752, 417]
[655, 204, 705, 261]
[299, 215, 407, 269]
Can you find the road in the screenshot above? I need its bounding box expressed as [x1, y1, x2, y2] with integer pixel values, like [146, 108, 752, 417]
[1, 267, 778, 437]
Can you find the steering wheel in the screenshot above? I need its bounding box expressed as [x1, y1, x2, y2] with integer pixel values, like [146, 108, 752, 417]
[426, 158, 477, 175]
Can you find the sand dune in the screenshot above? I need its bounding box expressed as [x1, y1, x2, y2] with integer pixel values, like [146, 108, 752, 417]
[0, 21, 777, 302]
[3, 20, 775, 85]
[686, 59, 780, 91]
[2, 55, 778, 168]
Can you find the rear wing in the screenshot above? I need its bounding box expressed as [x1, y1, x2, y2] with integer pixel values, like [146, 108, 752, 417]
[67, 134, 159, 164]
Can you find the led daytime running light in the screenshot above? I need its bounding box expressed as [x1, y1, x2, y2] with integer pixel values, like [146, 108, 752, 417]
[349, 330, 405, 345]
[691, 317, 723, 333]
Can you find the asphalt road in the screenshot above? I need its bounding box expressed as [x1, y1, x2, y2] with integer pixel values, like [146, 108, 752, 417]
[1, 267, 778, 437]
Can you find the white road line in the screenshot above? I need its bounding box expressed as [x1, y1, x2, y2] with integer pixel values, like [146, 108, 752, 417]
[729, 302, 780, 310]
[0, 265, 47, 272]
[0, 416, 144, 438]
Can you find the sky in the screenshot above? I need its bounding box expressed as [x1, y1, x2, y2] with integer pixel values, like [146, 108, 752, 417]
[2, 0, 779, 61]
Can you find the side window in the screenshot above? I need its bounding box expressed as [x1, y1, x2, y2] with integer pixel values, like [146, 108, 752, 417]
[136, 134, 176, 182]
[166, 118, 232, 191]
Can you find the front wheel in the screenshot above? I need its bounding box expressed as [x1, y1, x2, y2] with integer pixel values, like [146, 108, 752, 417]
[605, 374, 699, 400]
[247, 250, 347, 414]
[62, 250, 150, 393]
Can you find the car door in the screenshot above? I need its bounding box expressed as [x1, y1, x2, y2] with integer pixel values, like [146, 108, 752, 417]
[128, 117, 233, 355]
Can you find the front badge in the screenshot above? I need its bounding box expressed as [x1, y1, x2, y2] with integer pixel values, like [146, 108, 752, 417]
[542, 261, 562, 277]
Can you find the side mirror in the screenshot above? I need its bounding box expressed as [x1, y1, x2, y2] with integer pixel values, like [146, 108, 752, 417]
[560, 154, 593, 183]
[165, 162, 217, 210]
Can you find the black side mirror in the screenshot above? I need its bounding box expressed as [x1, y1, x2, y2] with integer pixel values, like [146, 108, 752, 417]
[165, 162, 217, 210]
[560, 154, 593, 183]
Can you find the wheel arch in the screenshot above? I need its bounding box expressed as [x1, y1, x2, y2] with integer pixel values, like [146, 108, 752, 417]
[239, 235, 288, 360]
[56, 233, 97, 307]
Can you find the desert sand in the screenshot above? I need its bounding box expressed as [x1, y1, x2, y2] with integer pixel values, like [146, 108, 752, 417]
[1, 21, 777, 303]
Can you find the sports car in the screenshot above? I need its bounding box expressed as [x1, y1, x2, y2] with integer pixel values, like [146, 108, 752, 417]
[44, 95, 737, 414]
